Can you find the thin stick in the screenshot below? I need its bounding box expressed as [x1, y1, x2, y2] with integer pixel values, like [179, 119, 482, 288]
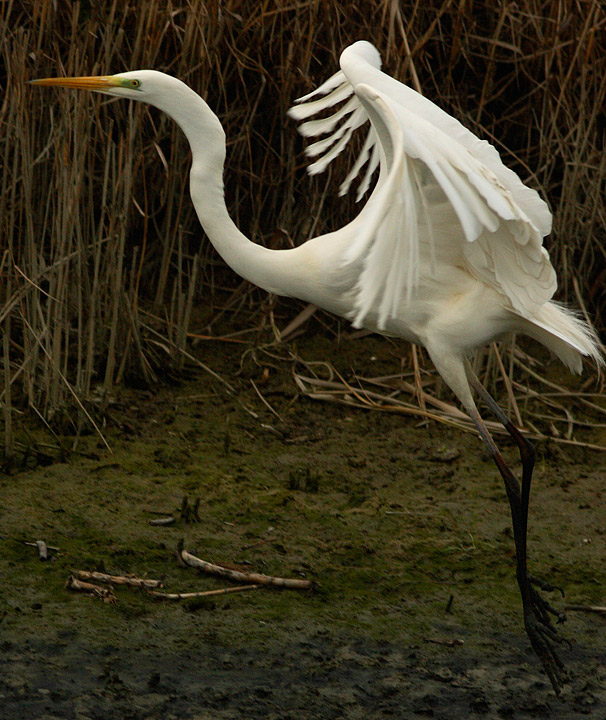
[394, 2, 423, 94]
[250, 378, 286, 423]
[411, 344, 427, 415]
[72, 570, 163, 589]
[141, 322, 235, 393]
[491, 342, 523, 428]
[564, 604, 606, 614]
[148, 585, 261, 600]
[65, 575, 117, 602]
[148, 516, 176, 526]
[179, 546, 313, 590]
[24, 541, 59, 551]
[279, 303, 318, 341]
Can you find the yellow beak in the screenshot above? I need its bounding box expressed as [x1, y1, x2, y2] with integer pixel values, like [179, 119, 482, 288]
[29, 76, 119, 91]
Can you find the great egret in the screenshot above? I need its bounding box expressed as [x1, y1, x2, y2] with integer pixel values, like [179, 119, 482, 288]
[31, 40, 602, 694]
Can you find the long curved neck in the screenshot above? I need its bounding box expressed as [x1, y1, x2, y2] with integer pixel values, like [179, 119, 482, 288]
[155, 81, 303, 297]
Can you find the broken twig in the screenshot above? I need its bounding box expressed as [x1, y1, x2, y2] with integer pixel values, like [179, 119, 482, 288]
[66, 575, 117, 603]
[148, 516, 176, 526]
[148, 585, 261, 600]
[564, 604, 606, 615]
[24, 540, 58, 558]
[72, 570, 163, 589]
[178, 543, 312, 590]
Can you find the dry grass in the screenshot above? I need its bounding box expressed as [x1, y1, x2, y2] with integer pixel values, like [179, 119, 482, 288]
[1, 1, 605, 459]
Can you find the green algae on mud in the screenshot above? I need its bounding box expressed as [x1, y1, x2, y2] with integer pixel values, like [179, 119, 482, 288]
[1, 333, 605, 717]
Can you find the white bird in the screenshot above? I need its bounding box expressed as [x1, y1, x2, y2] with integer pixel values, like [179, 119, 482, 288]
[31, 41, 602, 694]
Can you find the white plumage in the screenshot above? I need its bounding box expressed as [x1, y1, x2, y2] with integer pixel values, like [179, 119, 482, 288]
[289, 42, 575, 345]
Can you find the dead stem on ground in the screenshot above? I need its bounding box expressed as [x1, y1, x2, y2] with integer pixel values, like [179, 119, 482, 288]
[290, 342, 606, 451]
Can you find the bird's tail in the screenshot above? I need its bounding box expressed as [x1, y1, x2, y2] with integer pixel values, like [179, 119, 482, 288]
[523, 301, 603, 374]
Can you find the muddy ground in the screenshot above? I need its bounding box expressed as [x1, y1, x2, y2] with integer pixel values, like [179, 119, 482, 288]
[1, 328, 605, 719]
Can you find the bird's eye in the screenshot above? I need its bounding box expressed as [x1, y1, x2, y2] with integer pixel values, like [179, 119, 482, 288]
[129, 79, 140, 88]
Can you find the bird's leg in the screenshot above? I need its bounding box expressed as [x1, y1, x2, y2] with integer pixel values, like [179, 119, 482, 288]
[461, 366, 568, 694]
[464, 364, 564, 598]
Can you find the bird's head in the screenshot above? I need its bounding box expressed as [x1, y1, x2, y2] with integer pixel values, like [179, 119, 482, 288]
[29, 70, 174, 104]
[30, 68, 225, 161]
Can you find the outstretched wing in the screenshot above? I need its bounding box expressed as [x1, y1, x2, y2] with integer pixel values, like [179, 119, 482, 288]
[288, 41, 556, 330]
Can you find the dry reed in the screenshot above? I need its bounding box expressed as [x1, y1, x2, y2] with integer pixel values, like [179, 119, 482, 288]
[1, 1, 604, 461]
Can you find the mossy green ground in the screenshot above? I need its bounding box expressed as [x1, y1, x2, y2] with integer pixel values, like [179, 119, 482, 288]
[1, 331, 605, 717]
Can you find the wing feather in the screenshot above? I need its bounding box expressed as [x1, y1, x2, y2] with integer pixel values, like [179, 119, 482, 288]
[288, 41, 557, 329]
[340, 126, 378, 199]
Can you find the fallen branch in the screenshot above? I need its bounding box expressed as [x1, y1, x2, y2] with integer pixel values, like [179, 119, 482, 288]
[24, 541, 59, 550]
[24, 540, 58, 558]
[564, 604, 606, 615]
[178, 542, 313, 590]
[148, 584, 261, 600]
[72, 570, 163, 589]
[289, 337, 606, 452]
[148, 516, 176, 526]
[66, 575, 116, 603]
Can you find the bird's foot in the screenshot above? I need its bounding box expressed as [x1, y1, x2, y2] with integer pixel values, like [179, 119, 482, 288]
[528, 573, 565, 598]
[522, 577, 570, 696]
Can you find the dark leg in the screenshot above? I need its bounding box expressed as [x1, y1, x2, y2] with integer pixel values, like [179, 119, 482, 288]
[465, 363, 533, 540]
[466, 368, 565, 598]
[463, 362, 568, 695]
